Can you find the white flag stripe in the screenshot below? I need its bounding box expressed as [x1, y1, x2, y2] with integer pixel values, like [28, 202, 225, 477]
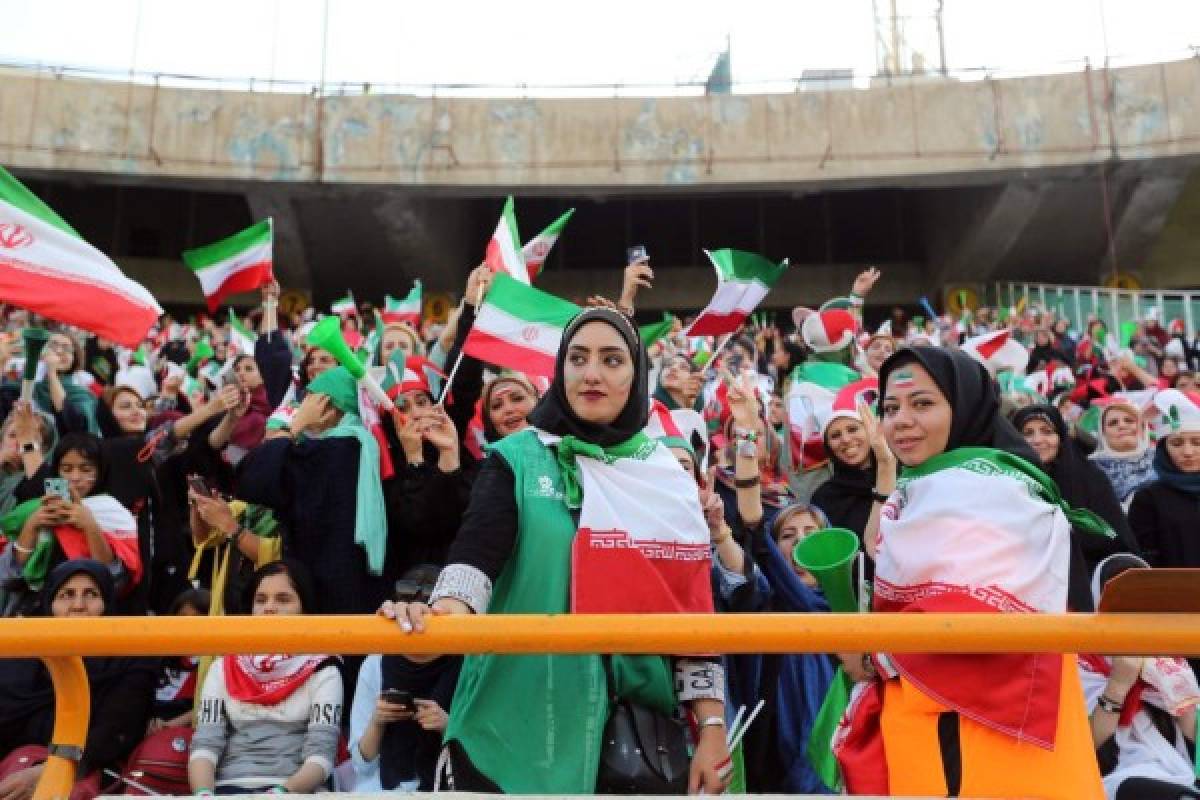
[701, 280, 770, 316]
[191, 240, 272, 296]
[0, 201, 158, 311]
[474, 300, 562, 357]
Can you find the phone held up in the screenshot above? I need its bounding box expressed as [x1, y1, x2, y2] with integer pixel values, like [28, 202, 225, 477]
[43, 477, 71, 502]
[381, 688, 418, 713]
[627, 244, 649, 265]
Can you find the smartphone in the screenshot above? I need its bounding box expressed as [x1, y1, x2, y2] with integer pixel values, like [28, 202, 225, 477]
[43, 477, 71, 502]
[626, 245, 649, 264]
[187, 474, 210, 497]
[381, 689, 417, 713]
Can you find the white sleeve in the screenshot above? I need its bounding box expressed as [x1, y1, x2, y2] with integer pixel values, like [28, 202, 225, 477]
[301, 666, 344, 778]
[189, 659, 229, 766]
[348, 655, 382, 779]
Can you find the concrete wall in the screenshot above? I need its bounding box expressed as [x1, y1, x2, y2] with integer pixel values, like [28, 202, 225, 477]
[4, 58, 1200, 190]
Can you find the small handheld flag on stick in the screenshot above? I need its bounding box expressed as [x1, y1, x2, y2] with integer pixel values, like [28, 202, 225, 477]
[485, 196, 528, 284]
[183, 219, 274, 313]
[383, 281, 422, 325]
[685, 249, 787, 337]
[522, 208, 575, 281]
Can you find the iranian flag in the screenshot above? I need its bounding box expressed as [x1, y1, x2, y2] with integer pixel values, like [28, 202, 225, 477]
[484, 196, 528, 284]
[331, 295, 356, 316]
[0, 166, 162, 348]
[521, 208, 574, 281]
[182, 219, 273, 313]
[383, 280, 422, 325]
[541, 430, 713, 615]
[462, 272, 579, 379]
[686, 249, 788, 336]
[228, 309, 257, 355]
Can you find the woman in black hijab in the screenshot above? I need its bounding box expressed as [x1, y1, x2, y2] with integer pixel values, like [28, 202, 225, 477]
[375, 307, 730, 795]
[1012, 404, 1138, 609]
[837, 346, 1107, 798]
[0, 560, 157, 798]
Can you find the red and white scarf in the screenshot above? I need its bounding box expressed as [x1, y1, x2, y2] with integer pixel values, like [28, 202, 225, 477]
[55, 494, 142, 587]
[223, 653, 330, 706]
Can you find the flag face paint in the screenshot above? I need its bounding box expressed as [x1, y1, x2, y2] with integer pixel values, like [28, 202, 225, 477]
[890, 369, 916, 390]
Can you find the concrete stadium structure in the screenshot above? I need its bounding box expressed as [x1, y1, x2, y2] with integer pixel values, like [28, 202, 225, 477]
[3, 57, 1200, 316]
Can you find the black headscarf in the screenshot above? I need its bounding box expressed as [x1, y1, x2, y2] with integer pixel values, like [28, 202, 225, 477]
[527, 308, 649, 447]
[1010, 403, 1139, 607]
[41, 558, 115, 616]
[811, 436, 877, 541]
[0, 560, 152, 728]
[876, 346, 1038, 462]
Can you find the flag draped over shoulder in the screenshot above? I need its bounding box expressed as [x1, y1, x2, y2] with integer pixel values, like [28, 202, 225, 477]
[182, 219, 273, 313]
[686, 249, 788, 336]
[871, 447, 1111, 748]
[0, 166, 162, 348]
[463, 272, 579, 379]
[485, 196, 527, 284]
[540, 431, 713, 615]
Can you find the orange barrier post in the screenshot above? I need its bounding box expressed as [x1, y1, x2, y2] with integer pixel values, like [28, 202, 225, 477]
[31, 656, 89, 800]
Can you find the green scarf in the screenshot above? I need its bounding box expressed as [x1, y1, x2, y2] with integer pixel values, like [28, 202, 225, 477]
[552, 431, 656, 509]
[900, 446, 1116, 539]
[34, 375, 99, 434]
[1, 498, 56, 587]
[307, 368, 389, 576]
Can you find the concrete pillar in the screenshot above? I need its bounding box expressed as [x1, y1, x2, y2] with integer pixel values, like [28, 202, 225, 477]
[924, 182, 1046, 290]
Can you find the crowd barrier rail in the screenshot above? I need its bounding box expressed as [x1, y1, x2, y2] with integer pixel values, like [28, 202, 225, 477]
[991, 281, 1200, 335]
[8, 612, 1200, 799]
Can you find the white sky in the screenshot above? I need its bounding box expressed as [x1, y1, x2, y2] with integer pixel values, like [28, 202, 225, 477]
[0, 0, 1197, 92]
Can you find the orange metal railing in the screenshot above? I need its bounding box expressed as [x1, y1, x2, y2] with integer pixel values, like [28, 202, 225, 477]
[8, 612, 1200, 799]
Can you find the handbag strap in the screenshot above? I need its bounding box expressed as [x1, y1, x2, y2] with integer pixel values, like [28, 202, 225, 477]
[600, 655, 619, 704]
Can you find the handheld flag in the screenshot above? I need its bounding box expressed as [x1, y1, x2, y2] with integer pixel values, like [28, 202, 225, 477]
[331, 295, 356, 316]
[685, 249, 787, 336]
[382, 281, 422, 325]
[485, 196, 528, 284]
[521, 208, 575, 280]
[182, 219, 273, 313]
[639, 313, 676, 349]
[463, 272, 579, 379]
[228, 309, 257, 355]
[0, 166, 162, 348]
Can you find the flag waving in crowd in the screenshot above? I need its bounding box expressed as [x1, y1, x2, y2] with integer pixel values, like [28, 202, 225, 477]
[382, 281, 422, 325]
[462, 271, 579, 378]
[0, 166, 161, 347]
[182, 219, 274, 313]
[484, 196, 527, 284]
[686, 249, 788, 336]
[521, 208, 575, 281]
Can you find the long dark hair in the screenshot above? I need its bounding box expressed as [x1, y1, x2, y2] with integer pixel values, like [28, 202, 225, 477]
[240, 558, 316, 615]
[51, 432, 107, 497]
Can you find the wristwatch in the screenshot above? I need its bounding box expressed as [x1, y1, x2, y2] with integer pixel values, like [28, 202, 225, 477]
[736, 438, 757, 460]
[19, 441, 39, 455]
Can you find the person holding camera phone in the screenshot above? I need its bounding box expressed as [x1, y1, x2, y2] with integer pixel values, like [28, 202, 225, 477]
[349, 568, 459, 792]
[2, 432, 141, 616]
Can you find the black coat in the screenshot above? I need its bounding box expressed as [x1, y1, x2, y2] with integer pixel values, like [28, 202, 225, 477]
[237, 436, 393, 615]
[1129, 481, 1200, 569]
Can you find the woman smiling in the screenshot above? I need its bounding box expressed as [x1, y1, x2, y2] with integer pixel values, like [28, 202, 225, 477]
[837, 347, 1109, 799]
